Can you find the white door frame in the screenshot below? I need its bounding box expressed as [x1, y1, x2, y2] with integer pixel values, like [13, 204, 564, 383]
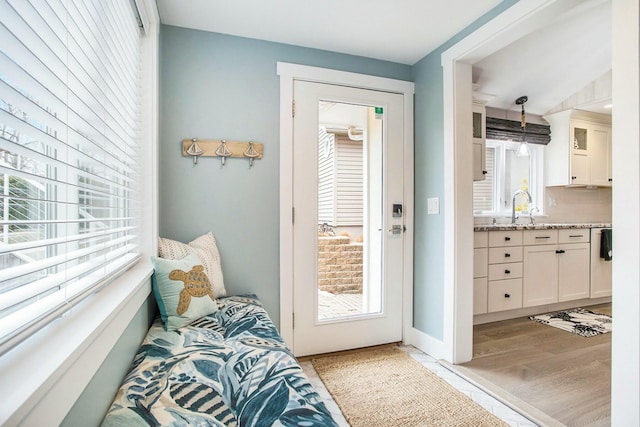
[277, 62, 414, 349]
[442, 0, 640, 423]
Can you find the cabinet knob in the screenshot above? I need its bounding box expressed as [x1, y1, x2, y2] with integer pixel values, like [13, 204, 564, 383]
[505, 253, 511, 258]
[571, 176, 577, 180]
[608, 178, 612, 182]
[505, 269, 510, 274]
[482, 170, 488, 175]
[504, 293, 511, 298]
[505, 237, 511, 241]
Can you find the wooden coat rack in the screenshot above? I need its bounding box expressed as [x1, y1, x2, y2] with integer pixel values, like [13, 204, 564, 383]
[182, 138, 264, 166]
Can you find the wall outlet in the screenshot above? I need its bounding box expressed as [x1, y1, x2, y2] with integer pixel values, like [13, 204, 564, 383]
[427, 197, 440, 215]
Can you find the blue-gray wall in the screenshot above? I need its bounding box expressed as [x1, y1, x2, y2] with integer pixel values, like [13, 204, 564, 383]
[411, 0, 519, 339]
[159, 25, 412, 327]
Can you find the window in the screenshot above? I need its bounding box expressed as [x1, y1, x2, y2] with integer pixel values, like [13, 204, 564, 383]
[473, 140, 544, 217]
[0, 0, 142, 353]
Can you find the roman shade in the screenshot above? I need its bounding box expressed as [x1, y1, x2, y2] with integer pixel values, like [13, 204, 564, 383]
[486, 117, 551, 145]
[0, 0, 142, 354]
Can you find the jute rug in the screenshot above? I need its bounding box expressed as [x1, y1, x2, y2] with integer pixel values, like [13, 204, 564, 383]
[311, 346, 508, 427]
[529, 307, 612, 337]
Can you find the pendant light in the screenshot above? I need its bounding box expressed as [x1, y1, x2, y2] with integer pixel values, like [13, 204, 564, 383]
[515, 95, 530, 157]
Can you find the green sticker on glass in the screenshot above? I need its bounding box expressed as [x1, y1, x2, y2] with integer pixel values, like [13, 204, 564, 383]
[375, 107, 383, 114]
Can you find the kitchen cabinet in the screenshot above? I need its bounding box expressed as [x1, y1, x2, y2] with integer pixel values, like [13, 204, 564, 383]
[522, 229, 590, 307]
[487, 230, 523, 313]
[590, 228, 612, 298]
[473, 231, 488, 315]
[544, 110, 612, 187]
[472, 102, 487, 182]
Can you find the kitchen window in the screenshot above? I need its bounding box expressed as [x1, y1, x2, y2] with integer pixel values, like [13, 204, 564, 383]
[473, 140, 544, 217]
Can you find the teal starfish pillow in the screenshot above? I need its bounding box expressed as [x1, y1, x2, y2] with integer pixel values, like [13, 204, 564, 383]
[151, 253, 218, 331]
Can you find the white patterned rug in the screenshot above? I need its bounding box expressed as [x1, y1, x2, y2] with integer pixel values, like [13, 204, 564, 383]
[529, 308, 612, 337]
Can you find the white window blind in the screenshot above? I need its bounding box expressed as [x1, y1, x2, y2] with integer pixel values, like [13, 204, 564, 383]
[0, 0, 142, 354]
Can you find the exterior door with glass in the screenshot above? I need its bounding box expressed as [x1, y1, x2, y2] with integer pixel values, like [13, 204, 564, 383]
[292, 80, 404, 357]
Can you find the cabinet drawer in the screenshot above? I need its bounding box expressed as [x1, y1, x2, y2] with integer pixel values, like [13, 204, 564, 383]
[474, 248, 488, 278]
[523, 229, 558, 245]
[488, 278, 523, 312]
[489, 230, 523, 247]
[558, 229, 590, 244]
[489, 247, 523, 264]
[474, 231, 488, 248]
[489, 262, 523, 281]
[473, 277, 488, 315]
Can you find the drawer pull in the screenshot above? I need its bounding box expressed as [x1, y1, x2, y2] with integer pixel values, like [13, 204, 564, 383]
[504, 293, 511, 298]
[504, 253, 511, 258]
[569, 234, 584, 238]
[505, 269, 511, 274]
[505, 237, 511, 241]
[556, 249, 566, 254]
[535, 236, 551, 239]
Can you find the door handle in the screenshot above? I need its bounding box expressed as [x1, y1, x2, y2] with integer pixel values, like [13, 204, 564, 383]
[388, 225, 405, 235]
[504, 253, 511, 258]
[556, 249, 565, 254]
[505, 269, 511, 274]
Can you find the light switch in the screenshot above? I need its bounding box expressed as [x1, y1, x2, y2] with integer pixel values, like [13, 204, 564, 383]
[427, 197, 439, 215]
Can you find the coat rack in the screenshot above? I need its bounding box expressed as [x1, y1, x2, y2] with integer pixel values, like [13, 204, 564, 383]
[182, 138, 264, 167]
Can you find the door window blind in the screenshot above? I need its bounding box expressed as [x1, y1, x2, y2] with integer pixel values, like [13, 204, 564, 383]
[0, 0, 141, 354]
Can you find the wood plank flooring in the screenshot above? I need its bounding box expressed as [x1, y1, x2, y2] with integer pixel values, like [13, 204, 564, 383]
[460, 303, 611, 427]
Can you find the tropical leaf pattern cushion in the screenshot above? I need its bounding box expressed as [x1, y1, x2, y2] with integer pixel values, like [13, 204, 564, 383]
[102, 295, 337, 427]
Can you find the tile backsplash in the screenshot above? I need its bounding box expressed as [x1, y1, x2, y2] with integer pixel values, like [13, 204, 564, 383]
[474, 186, 612, 225]
[544, 186, 612, 223]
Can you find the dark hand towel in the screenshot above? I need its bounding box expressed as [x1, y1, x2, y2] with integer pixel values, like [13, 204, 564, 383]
[600, 228, 612, 261]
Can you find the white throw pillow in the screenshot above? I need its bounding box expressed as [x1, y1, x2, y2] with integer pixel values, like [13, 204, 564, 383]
[158, 232, 227, 297]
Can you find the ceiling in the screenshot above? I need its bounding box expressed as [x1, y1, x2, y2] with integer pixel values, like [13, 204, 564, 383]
[472, 0, 612, 116]
[156, 0, 612, 117]
[156, 0, 502, 65]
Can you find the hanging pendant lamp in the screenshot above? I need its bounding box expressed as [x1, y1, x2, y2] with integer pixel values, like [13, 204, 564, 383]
[515, 95, 530, 157]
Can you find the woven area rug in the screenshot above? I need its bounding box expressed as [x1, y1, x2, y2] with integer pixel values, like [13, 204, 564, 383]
[529, 308, 612, 337]
[311, 346, 508, 427]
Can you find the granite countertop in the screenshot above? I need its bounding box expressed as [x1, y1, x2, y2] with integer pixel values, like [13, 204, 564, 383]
[474, 223, 612, 231]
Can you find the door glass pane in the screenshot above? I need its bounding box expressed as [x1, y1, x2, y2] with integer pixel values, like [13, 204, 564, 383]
[317, 101, 382, 321]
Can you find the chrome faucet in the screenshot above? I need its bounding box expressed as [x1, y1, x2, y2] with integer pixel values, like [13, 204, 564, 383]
[511, 189, 533, 224]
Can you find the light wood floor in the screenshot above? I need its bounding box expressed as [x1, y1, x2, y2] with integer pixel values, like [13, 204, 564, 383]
[460, 303, 611, 427]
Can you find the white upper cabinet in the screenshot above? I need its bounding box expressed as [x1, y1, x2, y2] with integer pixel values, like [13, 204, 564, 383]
[544, 110, 612, 187]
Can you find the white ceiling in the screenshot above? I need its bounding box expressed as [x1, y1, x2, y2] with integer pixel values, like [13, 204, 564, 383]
[156, 0, 612, 117]
[156, 0, 502, 65]
[472, 0, 611, 116]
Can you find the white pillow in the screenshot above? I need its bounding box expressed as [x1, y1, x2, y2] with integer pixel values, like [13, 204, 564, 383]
[158, 232, 227, 297]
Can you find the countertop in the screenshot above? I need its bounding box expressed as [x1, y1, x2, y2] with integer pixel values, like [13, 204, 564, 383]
[473, 223, 612, 231]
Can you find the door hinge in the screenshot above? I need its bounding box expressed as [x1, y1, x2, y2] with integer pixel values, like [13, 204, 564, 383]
[292, 100, 296, 118]
[292, 207, 295, 224]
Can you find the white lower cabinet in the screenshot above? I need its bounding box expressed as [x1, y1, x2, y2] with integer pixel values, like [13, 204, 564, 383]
[476, 227, 608, 319]
[523, 245, 559, 307]
[522, 229, 591, 307]
[558, 243, 590, 301]
[488, 278, 523, 312]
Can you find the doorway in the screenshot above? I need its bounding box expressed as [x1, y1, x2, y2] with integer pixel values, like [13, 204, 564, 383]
[277, 63, 415, 357]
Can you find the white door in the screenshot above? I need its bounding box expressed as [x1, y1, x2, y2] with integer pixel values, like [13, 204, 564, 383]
[292, 80, 404, 357]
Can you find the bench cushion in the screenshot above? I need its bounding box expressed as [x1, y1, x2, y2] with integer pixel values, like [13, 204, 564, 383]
[102, 295, 337, 427]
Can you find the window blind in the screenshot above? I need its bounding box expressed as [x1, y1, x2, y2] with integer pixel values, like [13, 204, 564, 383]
[0, 0, 142, 354]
